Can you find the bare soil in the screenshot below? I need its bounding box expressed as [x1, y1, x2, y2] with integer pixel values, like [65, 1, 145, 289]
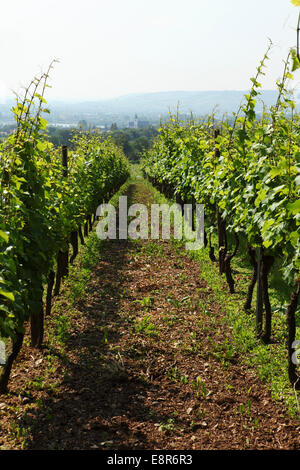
[0, 182, 299, 450]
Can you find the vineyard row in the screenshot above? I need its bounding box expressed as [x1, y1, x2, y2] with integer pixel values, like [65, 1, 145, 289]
[141, 46, 300, 389]
[0, 71, 130, 392]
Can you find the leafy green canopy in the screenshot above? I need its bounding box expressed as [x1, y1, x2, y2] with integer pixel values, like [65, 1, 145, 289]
[142, 46, 300, 286]
[0, 73, 129, 339]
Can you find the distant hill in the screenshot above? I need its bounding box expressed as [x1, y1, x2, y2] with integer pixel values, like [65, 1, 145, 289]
[47, 90, 280, 117]
[0, 90, 297, 126]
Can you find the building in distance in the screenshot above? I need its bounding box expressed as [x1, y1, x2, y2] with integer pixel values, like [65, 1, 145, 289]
[128, 114, 150, 129]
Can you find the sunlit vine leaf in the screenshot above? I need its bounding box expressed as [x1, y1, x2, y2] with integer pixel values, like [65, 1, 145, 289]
[291, 48, 300, 71]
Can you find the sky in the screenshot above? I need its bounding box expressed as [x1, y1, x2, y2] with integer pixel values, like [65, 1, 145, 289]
[0, 0, 299, 102]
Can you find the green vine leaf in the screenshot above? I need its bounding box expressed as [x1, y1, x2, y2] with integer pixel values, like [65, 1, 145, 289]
[290, 48, 300, 71]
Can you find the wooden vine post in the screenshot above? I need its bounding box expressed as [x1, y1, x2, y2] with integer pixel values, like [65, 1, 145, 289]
[214, 129, 228, 276]
[260, 253, 275, 343]
[254, 246, 275, 343]
[255, 246, 263, 335]
[224, 232, 239, 294]
[54, 146, 70, 296]
[208, 232, 216, 262]
[244, 246, 258, 311]
[70, 230, 79, 264]
[45, 270, 55, 315]
[30, 287, 44, 348]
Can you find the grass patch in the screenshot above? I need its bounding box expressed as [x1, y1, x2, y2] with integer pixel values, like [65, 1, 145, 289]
[133, 315, 159, 337]
[189, 245, 300, 417]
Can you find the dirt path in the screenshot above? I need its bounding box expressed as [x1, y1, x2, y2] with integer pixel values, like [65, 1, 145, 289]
[1, 180, 299, 450]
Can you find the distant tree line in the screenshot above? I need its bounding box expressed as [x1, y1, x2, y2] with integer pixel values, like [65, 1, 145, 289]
[47, 126, 75, 147]
[0, 123, 158, 161]
[47, 126, 158, 161]
[0, 125, 76, 147]
[106, 126, 158, 162]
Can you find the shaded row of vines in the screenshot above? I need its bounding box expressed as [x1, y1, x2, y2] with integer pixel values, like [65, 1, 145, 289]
[0, 69, 130, 393]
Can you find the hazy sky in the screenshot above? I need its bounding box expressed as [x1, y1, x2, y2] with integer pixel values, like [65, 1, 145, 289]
[0, 0, 299, 101]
